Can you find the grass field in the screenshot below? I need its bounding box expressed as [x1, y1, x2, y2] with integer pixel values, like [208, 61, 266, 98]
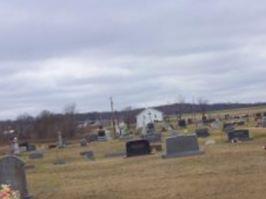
[22, 128, 266, 199]
[2, 106, 266, 199]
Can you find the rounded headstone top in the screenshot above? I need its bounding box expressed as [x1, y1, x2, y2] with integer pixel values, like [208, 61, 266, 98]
[0, 155, 25, 167]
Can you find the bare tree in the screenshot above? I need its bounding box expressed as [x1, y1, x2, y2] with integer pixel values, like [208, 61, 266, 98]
[197, 98, 209, 121]
[176, 95, 186, 120]
[61, 103, 77, 138]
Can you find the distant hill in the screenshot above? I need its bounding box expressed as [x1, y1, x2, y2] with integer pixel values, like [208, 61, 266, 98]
[75, 102, 266, 122]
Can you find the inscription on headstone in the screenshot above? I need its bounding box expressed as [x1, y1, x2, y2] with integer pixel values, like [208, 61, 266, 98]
[195, 128, 210, 138]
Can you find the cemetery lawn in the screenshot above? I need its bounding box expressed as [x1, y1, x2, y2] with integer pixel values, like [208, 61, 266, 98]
[24, 127, 266, 199]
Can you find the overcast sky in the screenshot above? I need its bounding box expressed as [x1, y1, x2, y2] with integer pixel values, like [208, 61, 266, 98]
[0, 0, 266, 119]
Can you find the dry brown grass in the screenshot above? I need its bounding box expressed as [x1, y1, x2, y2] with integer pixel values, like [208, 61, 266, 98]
[21, 127, 266, 199]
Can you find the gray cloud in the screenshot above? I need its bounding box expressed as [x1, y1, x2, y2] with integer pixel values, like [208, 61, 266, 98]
[0, 0, 266, 119]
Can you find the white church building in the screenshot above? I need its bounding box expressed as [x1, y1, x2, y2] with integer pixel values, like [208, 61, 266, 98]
[136, 108, 163, 129]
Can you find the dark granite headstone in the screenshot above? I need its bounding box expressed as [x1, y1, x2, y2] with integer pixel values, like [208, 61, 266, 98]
[19, 142, 36, 152]
[227, 130, 250, 142]
[97, 128, 107, 141]
[126, 140, 151, 157]
[0, 156, 31, 199]
[223, 123, 235, 133]
[178, 120, 187, 128]
[195, 128, 210, 138]
[162, 135, 203, 158]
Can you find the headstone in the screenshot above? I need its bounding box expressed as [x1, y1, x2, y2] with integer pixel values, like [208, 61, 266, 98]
[27, 144, 36, 152]
[223, 123, 235, 133]
[80, 151, 95, 160]
[227, 129, 250, 142]
[98, 127, 107, 141]
[126, 140, 151, 157]
[80, 139, 88, 147]
[19, 142, 36, 152]
[19, 147, 27, 153]
[29, 151, 44, 160]
[178, 120, 187, 128]
[195, 128, 210, 138]
[0, 156, 31, 199]
[262, 117, 266, 128]
[162, 135, 203, 158]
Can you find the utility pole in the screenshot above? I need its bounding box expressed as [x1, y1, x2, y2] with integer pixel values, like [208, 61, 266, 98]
[110, 97, 116, 138]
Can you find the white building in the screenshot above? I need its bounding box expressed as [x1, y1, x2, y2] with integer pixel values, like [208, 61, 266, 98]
[136, 108, 163, 129]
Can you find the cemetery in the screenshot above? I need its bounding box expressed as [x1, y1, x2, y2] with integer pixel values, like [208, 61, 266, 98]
[1, 106, 266, 199]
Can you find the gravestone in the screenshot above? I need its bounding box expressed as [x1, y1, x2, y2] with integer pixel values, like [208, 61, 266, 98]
[0, 156, 31, 199]
[98, 127, 107, 142]
[162, 135, 203, 158]
[80, 139, 88, 147]
[126, 140, 151, 157]
[227, 130, 250, 142]
[19, 142, 36, 152]
[262, 117, 266, 128]
[178, 120, 187, 128]
[223, 123, 235, 133]
[19, 147, 28, 153]
[195, 128, 210, 138]
[29, 151, 44, 160]
[80, 151, 95, 160]
[27, 144, 36, 152]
